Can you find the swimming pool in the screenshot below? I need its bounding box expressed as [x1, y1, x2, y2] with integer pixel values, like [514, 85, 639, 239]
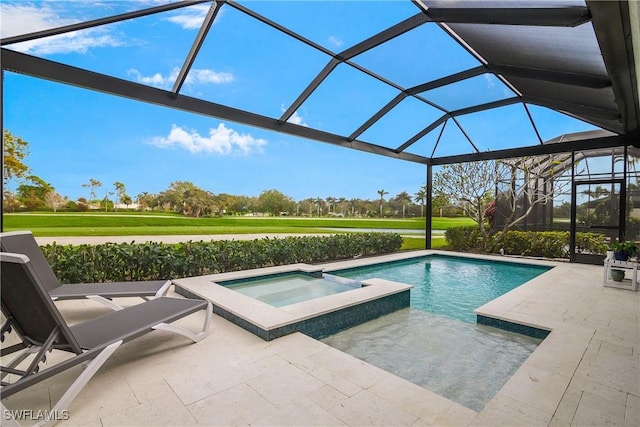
[322, 254, 552, 411]
[331, 254, 551, 323]
[323, 308, 541, 412]
[218, 272, 361, 307]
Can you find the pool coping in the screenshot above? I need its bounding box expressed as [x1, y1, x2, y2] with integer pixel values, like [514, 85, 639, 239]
[174, 251, 559, 342]
[305, 250, 599, 425]
[175, 250, 599, 423]
[173, 263, 412, 340]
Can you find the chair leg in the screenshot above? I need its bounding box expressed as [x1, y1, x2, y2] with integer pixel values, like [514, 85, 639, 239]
[152, 302, 213, 343]
[36, 341, 122, 427]
[82, 280, 172, 309]
[0, 347, 36, 381]
[153, 280, 173, 298]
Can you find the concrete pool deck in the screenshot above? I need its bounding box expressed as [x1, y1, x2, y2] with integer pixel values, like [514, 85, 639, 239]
[1, 251, 638, 426]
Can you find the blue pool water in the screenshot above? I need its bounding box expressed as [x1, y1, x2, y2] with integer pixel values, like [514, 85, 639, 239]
[220, 273, 360, 307]
[323, 255, 551, 411]
[322, 309, 542, 412]
[332, 255, 550, 323]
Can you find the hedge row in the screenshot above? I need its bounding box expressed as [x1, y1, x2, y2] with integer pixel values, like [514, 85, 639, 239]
[443, 227, 484, 252]
[445, 227, 608, 258]
[41, 233, 403, 284]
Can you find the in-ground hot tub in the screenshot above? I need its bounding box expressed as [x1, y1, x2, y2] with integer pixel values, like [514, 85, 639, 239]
[218, 272, 362, 307]
[173, 263, 411, 341]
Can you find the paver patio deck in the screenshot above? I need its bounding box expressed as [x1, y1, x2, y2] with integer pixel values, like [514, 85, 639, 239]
[1, 251, 638, 426]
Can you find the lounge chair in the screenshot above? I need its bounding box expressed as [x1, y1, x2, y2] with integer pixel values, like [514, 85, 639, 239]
[0, 252, 212, 427]
[0, 231, 172, 310]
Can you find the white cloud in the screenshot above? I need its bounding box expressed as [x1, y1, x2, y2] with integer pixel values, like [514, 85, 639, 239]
[0, 1, 214, 55]
[128, 69, 169, 87]
[484, 73, 515, 97]
[128, 67, 233, 89]
[288, 111, 308, 127]
[328, 35, 344, 48]
[17, 32, 122, 55]
[165, 4, 212, 29]
[189, 68, 234, 84]
[483, 73, 496, 87]
[281, 105, 308, 127]
[149, 124, 267, 155]
[0, 3, 123, 55]
[1, 4, 64, 39]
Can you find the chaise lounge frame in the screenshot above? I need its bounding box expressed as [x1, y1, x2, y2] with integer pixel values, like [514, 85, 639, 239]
[0, 231, 172, 310]
[0, 252, 212, 426]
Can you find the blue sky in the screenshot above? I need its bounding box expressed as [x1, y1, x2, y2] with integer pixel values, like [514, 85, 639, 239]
[1, 0, 598, 203]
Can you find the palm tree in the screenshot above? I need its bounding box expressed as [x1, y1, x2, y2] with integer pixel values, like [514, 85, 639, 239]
[396, 191, 412, 218]
[414, 185, 427, 217]
[349, 198, 359, 217]
[82, 178, 102, 208]
[113, 181, 130, 210]
[377, 189, 388, 217]
[103, 189, 114, 212]
[326, 196, 336, 215]
[315, 197, 323, 216]
[337, 197, 347, 216]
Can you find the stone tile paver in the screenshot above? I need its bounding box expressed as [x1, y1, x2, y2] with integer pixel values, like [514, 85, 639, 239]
[2, 253, 639, 427]
[571, 391, 626, 426]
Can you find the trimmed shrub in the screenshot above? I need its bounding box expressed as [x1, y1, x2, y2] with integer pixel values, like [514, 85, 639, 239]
[499, 231, 568, 258]
[497, 230, 607, 258]
[445, 227, 608, 259]
[41, 232, 403, 283]
[574, 232, 608, 255]
[444, 226, 484, 252]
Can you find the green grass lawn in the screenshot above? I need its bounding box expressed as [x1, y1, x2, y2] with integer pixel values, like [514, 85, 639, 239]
[400, 237, 447, 251]
[3, 212, 472, 250]
[3, 212, 474, 237]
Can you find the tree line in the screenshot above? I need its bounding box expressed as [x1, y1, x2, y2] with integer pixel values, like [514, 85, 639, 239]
[3, 130, 445, 218]
[5, 128, 572, 232]
[5, 177, 431, 218]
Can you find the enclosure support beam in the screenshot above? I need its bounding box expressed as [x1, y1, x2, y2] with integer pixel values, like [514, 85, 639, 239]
[1, 49, 430, 165]
[1, 68, 4, 232]
[413, 3, 591, 27]
[0, 1, 210, 46]
[569, 151, 577, 262]
[431, 134, 629, 165]
[172, 1, 223, 95]
[426, 164, 433, 249]
[622, 145, 628, 240]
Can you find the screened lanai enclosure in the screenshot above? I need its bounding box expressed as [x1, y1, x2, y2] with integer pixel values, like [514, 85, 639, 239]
[1, 0, 639, 263]
[490, 132, 640, 263]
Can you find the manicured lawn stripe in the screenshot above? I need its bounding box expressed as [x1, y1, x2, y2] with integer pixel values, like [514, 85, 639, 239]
[3, 213, 474, 237]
